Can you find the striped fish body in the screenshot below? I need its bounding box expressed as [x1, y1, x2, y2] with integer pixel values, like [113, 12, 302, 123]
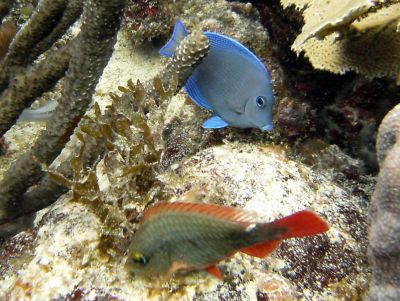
[126, 202, 329, 279]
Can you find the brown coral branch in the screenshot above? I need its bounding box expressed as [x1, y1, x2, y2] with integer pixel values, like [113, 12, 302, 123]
[0, 0, 67, 93]
[0, 0, 127, 225]
[0, 41, 73, 137]
[27, 0, 84, 64]
[0, 29, 210, 225]
[156, 30, 210, 93]
[20, 30, 210, 219]
[129, 30, 209, 108]
[368, 102, 400, 301]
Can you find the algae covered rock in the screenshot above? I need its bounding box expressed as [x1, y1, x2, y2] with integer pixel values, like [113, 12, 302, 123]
[0, 141, 370, 300]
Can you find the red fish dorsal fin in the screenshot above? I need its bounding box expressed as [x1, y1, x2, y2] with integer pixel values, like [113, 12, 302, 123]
[205, 265, 223, 280]
[240, 210, 329, 258]
[142, 202, 255, 226]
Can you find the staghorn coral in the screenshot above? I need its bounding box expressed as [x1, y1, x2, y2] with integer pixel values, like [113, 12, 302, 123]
[0, 0, 84, 136]
[0, 0, 127, 225]
[0, 0, 70, 92]
[43, 28, 210, 259]
[0, 28, 209, 227]
[368, 102, 400, 301]
[281, 0, 400, 80]
[0, 41, 73, 137]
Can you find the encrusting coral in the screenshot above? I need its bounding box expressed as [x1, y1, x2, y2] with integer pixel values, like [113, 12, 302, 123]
[0, 0, 127, 225]
[368, 102, 400, 301]
[281, 0, 400, 81]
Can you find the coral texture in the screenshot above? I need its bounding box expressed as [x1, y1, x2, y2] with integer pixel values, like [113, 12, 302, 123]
[0, 0, 127, 224]
[0, 0, 67, 91]
[281, 0, 400, 80]
[0, 42, 72, 137]
[368, 103, 400, 300]
[122, 0, 183, 45]
[0, 1, 391, 300]
[0, 142, 370, 301]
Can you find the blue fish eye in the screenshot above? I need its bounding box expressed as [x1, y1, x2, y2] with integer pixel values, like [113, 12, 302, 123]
[255, 96, 266, 108]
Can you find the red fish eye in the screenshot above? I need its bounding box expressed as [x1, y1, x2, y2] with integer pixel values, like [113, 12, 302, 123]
[132, 253, 147, 265]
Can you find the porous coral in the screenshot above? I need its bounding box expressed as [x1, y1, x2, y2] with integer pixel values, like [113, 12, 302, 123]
[0, 0, 127, 225]
[0, 24, 209, 228]
[281, 0, 400, 81]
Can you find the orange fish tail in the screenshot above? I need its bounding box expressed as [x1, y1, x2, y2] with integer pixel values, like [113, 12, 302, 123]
[240, 210, 329, 258]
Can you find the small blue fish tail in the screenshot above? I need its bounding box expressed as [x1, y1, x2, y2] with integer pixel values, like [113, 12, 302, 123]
[159, 20, 188, 57]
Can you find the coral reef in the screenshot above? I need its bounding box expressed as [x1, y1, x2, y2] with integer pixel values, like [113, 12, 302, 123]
[0, 0, 396, 300]
[0, 141, 370, 300]
[122, 0, 183, 46]
[0, 0, 127, 224]
[368, 103, 400, 301]
[281, 0, 400, 80]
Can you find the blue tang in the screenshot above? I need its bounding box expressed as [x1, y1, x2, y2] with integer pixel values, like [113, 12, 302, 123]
[160, 20, 275, 131]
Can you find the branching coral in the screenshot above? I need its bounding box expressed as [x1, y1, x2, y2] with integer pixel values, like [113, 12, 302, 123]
[0, 0, 127, 225]
[43, 30, 209, 257]
[0, 24, 209, 227]
[281, 0, 400, 80]
[0, 0, 83, 136]
[368, 102, 400, 300]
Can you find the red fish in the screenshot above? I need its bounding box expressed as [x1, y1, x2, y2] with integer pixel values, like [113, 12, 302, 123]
[125, 202, 329, 279]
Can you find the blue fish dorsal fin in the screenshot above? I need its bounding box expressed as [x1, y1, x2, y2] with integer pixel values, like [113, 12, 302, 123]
[159, 20, 188, 57]
[202, 115, 229, 129]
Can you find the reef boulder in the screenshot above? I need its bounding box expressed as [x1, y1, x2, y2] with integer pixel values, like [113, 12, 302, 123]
[0, 141, 370, 301]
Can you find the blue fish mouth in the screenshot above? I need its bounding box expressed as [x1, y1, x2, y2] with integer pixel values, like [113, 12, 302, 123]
[260, 124, 273, 132]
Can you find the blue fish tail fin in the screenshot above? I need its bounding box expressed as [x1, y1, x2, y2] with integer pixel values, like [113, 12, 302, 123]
[159, 20, 188, 57]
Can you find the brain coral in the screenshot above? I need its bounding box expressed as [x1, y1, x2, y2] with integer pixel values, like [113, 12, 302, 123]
[281, 0, 400, 81]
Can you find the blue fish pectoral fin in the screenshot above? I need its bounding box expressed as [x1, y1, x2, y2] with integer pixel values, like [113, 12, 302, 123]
[202, 115, 229, 129]
[159, 19, 188, 57]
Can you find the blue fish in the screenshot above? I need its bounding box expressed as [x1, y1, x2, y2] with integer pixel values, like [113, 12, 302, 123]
[160, 20, 275, 131]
